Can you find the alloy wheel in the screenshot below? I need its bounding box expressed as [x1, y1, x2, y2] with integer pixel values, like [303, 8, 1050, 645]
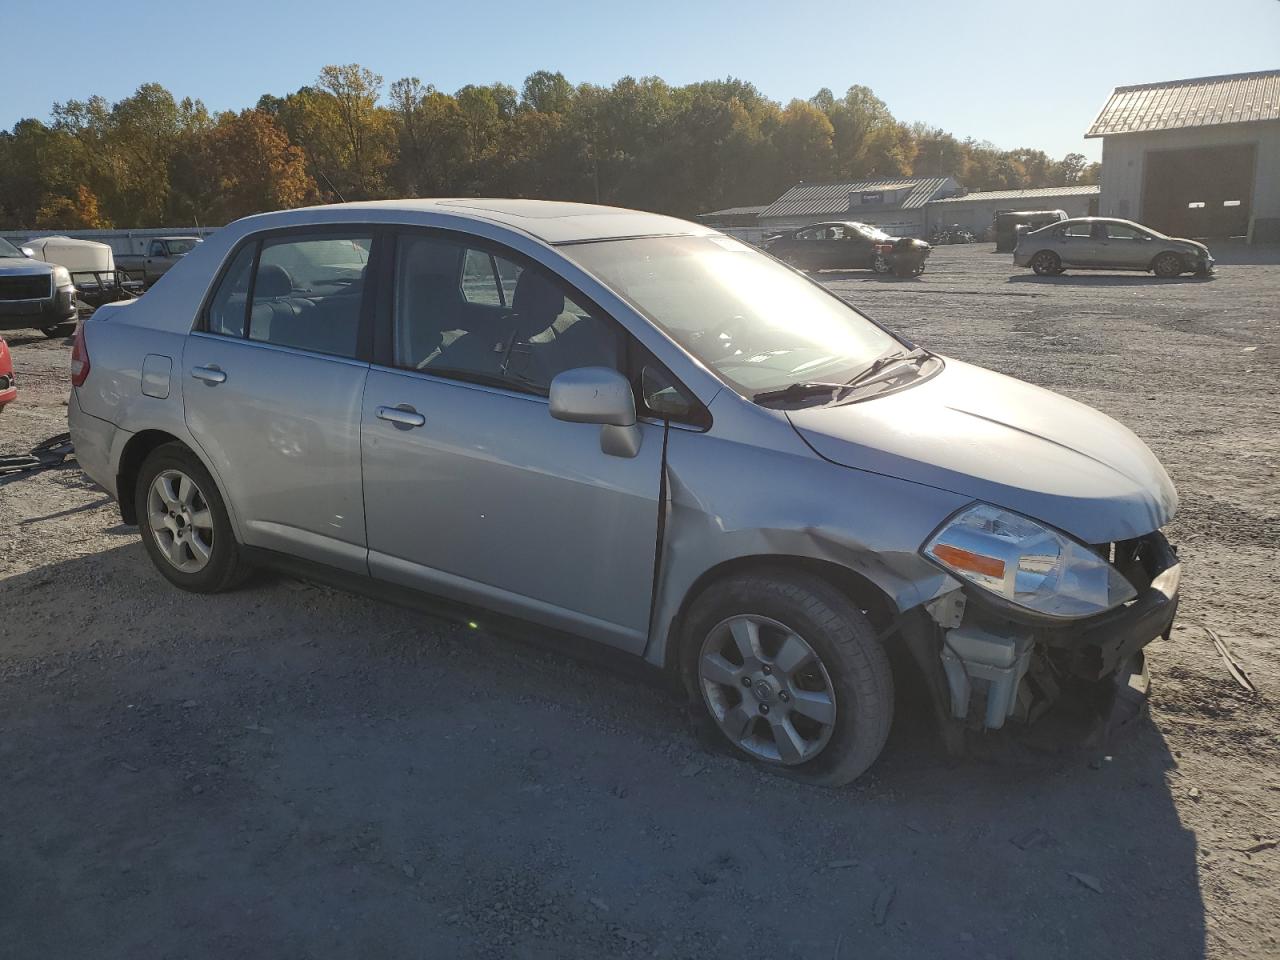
[147, 469, 215, 573]
[698, 614, 837, 765]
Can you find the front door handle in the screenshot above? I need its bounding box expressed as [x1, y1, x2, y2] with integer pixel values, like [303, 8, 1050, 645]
[191, 365, 226, 384]
[376, 405, 426, 428]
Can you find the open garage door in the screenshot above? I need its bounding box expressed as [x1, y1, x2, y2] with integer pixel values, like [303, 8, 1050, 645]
[1142, 144, 1255, 239]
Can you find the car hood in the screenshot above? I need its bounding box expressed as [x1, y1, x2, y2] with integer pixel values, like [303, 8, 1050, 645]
[0, 259, 53, 277]
[786, 358, 1177, 544]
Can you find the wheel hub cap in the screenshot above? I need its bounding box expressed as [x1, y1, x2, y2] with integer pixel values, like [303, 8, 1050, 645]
[146, 469, 214, 574]
[697, 614, 837, 766]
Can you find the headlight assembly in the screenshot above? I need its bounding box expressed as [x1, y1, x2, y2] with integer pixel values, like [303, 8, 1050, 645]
[922, 503, 1137, 619]
[52, 266, 72, 288]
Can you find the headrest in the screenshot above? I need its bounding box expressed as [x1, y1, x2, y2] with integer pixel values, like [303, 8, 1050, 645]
[511, 269, 564, 324]
[255, 264, 293, 299]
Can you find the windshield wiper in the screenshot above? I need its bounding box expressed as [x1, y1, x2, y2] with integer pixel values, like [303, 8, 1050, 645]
[845, 345, 931, 391]
[752, 381, 854, 404]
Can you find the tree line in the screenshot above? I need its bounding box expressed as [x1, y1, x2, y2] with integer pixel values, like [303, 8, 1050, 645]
[0, 65, 1099, 230]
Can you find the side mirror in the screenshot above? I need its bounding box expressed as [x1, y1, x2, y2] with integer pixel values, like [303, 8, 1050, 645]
[20, 246, 34, 258]
[549, 366, 641, 458]
[550, 366, 636, 426]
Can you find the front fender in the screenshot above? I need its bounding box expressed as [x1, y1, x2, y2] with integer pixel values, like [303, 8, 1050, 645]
[643, 423, 969, 668]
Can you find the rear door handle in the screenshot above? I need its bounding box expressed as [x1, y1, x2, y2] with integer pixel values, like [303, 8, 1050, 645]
[191, 365, 226, 384]
[376, 405, 425, 428]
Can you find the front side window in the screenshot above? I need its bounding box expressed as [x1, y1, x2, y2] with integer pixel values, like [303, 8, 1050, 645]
[394, 234, 620, 394]
[1104, 223, 1145, 240]
[247, 235, 371, 358]
[148, 240, 167, 257]
[562, 234, 900, 398]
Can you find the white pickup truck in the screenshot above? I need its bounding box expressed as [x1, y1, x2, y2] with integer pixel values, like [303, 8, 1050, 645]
[114, 236, 202, 285]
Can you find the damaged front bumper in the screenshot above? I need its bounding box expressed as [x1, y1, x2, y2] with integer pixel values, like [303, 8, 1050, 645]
[929, 531, 1180, 730]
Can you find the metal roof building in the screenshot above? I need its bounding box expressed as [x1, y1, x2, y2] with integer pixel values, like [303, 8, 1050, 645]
[1087, 69, 1280, 242]
[758, 176, 960, 237]
[925, 186, 1100, 236]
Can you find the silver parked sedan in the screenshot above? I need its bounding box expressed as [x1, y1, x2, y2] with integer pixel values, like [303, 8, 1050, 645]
[68, 200, 1182, 784]
[1014, 216, 1214, 277]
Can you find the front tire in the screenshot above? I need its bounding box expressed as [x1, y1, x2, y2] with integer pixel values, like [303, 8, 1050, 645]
[895, 260, 925, 278]
[1153, 252, 1185, 278]
[134, 443, 251, 593]
[682, 569, 894, 786]
[1031, 251, 1062, 276]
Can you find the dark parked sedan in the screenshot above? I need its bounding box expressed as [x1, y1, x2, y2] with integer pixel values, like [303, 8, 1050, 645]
[764, 221, 930, 277]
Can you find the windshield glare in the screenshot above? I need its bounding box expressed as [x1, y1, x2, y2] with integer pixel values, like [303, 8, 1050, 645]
[0, 237, 25, 259]
[563, 235, 899, 396]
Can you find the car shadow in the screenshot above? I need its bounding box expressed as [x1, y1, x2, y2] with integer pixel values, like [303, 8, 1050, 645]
[1008, 273, 1215, 287]
[819, 269, 927, 283]
[0, 544, 1208, 959]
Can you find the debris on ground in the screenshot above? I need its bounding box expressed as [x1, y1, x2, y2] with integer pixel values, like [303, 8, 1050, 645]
[1068, 872, 1103, 894]
[873, 883, 896, 926]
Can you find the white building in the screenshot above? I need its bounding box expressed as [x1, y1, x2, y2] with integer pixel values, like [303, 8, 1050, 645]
[924, 185, 1099, 237]
[1087, 69, 1280, 243]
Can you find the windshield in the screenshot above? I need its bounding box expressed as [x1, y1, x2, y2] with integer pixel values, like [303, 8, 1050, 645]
[0, 237, 25, 259]
[562, 235, 900, 396]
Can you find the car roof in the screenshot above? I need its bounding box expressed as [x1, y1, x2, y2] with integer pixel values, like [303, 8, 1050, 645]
[234, 198, 713, 245]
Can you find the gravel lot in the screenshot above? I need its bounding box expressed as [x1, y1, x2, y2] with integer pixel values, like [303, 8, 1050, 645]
[2, 244, 1278, 959]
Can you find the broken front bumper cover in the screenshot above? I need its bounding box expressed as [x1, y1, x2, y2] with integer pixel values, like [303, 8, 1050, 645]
[935, 531, 1180, 729]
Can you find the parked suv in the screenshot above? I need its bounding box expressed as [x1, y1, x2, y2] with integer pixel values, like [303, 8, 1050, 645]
[0, 236, 77, 337]
[1015, 217, 1214, 277]
[68, 200, 1181, 784]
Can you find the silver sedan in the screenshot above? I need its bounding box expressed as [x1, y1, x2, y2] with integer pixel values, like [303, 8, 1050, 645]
[1014, 216, 1214, 277]
[69, 200, 1182, 784]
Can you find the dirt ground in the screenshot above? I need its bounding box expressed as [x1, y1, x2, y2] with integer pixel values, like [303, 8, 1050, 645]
[2, 244, 1278, 959]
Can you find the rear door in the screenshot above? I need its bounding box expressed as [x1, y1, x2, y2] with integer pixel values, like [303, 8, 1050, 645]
[182, 230, 376, 573]
[359, 231, 664, 651]
[1057, 221, 1098, 267]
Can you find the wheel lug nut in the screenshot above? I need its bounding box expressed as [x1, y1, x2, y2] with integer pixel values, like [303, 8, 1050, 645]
[741, 677, 752, 687]
[759, 703, 770, 715]
[779, 691, 790, 702]
[762, 665, 772, 675]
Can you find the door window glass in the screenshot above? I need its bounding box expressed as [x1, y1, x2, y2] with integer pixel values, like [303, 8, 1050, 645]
[1063, 221, 1092, 237]
[205, 243, 256, 338]
[394, 234, 620, 394]
[248, 236, 371, 358]
[148, 240, 166, 257]
[1104, 223, 1144, 240]
[461, 249, 505, 306]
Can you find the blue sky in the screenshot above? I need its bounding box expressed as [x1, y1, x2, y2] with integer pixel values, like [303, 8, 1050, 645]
[4, 0, 1278, 162]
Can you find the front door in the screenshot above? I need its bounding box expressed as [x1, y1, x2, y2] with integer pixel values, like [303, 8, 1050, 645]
[1098, 221, 1155, 269]
[182, 231, 375, 573]
[360, 232, 663, 652]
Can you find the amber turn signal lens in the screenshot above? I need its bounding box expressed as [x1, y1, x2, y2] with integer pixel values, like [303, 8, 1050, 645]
[931, 543, 1005, 579]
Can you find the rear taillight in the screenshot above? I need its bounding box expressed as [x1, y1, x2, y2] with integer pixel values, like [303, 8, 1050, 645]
[70, 322, 90, 387]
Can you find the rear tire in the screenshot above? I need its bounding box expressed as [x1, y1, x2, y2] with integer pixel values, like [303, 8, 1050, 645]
[134, 442, 251, 593]
[872, 253, 892, 274]
[1153, 252, 1185, 278]
[682, 569, 894, 786]
[1031, 251, 1062, 276]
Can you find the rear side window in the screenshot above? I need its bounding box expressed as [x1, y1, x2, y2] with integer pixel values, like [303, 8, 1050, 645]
[1063, 222, 1092, 237]
[206, 244, 255, 338]
[247, 236, 371, 358]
